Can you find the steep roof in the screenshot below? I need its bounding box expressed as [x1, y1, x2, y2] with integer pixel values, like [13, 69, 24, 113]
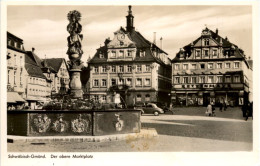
[24, 53, 46, 79]
[43, 58, 65, 73]
[172, 28, 246, 62]
[247, 60, 253, 69]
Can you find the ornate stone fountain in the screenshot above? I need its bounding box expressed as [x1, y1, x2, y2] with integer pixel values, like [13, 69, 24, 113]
[66, 10, 84, 98]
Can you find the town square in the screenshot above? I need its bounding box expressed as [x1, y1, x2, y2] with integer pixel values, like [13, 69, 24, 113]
[3, 3, 257, 166]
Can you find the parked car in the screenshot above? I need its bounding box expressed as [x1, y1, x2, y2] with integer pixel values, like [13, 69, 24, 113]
[135, 102, 164, 116]
[150, 102, 169, 111]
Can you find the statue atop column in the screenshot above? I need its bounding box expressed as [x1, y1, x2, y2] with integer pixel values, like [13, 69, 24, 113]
[67, 10, 84, 69]
[66, 10, 84, 98]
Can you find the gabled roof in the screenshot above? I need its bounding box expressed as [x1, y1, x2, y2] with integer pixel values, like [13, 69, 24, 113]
[43, 58, 66, 73]
[26, 51, 43, 67]
[173, 28, 246, 62]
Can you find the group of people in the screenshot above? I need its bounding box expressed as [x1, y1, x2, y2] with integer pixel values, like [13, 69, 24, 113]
[205, 101, 228, 117]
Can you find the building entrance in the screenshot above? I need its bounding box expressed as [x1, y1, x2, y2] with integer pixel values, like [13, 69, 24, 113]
[203, 93, 210, 106]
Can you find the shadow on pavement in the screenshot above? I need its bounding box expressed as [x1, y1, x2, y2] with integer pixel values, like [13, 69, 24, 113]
[142, 119, 252, 143]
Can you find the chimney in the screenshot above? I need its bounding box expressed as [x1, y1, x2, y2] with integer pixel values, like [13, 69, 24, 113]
[126, 5, 135, 32]
[32, 47, 35, 52]
[153, 32, 156, 44]
[216, 28, 218, 35]
[160, 37, 163, 49]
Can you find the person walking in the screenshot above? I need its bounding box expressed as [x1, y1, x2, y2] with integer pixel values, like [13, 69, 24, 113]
[169, 103, 174, 114]
[205, 103, 212, 116]
[241, 102, 249, 121]
[219, 100, 223, 112]
[223, 100, 228, 111]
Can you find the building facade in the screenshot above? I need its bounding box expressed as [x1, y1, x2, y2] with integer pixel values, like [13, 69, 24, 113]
[42, 58, 70, 95]
[7, 32, 27, 98]
[88, 6, 171, 106]
[25, 50, 51, 109]
[171, 28, 252, 106]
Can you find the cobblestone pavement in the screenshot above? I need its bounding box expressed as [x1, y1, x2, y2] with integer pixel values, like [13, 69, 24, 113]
[8, 107, 252, 152]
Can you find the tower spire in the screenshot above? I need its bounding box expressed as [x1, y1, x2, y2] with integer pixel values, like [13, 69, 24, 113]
[126, 5, 135, 32]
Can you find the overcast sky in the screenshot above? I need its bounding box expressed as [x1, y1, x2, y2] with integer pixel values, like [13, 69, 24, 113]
[7, 5, 252, 63]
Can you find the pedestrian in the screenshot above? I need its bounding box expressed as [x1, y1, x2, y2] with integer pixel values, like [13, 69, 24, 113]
[241, 103, 249, 121]
[169, 103, 174, 114]
[212, 102, 216, 116]
[205, 103, 212, 116]
[219, 101, 223, 112]
[223, 100, 228, 111]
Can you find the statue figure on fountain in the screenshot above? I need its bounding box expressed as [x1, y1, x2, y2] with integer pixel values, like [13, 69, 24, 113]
[67, 10, 84, 69]
[66, 10, 84, 98]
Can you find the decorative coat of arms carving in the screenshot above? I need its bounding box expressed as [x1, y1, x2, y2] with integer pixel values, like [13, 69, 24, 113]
[114, 113, 124, 131]
[33, 114, 51, 133]
[52, 114, 68, 133]
[71, 114, 90, 133]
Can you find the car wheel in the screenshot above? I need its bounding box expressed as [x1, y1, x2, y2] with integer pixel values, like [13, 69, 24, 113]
[154, 111, 159, 116]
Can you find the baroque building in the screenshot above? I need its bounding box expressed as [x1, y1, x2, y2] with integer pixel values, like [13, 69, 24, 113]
[171, 27, 252, 106]
[88, 6, 171, 106]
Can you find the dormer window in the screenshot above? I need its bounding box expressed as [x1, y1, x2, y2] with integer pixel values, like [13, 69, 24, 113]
[119, 50, 124, 58]
[127, 50, 132, 57]
[99, 51, 104, 58]
[111, 51, 116, 58]
[140, 50, 145, 57]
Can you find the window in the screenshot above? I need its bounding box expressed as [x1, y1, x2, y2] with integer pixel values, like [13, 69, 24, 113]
[208, 76, 214, 83]
[126, 78, 132, 86]
[111, 51, 116, 58]
[213, 50, 217, 56]
[225, 76, 231, 83]
[140, 50, 145, 57]
[99, 52, 104, 58]
[137, 65, 142, 72]
[234, 76, 240, 83]
[14, 71, 16, 85]
[217, 63, 222, 69]
[200, 64, 205, 69]
[93, 79, 99, 87]
[175, 77, 180, 84]
[225, 63, 231, 69]
[145, 78, 151, 86]
[208, 63, 213, 69]
[14, 55, 17, 65]
[145, 65, 151, 72]
[102, 66, 106, 73]
[127, 50, 132, 57]
[191, 64, 196, 69]
[111, 79, 116, 86]
[101, 95, 106, 102]
[183, 77, 188, 83]
[118, 79, 124, 85]
[94, 66, 99, 73]
[204, 39, 209, 46]
[8, 70, 10, 84]
[112, 66, 116, 72]
[136, 78, 142, 86]
[136, 94, 142, 102]
[175, 64, 180, 70]
[145, 94, 150, 102]
[127, 65, 132, 72]
[183, 64, 188, 70]
[101, 79, 107, 87]
[234, 62, 240, 68]
[119, 65, 124, 72]
[204, 50, 209, 56]
[200, 76, 205, 83]
[94, 95, 99, 101]
[216, 76, 223, 83]
[119, 50, 124, 57]
[191, 77, 197, 83]
[196, 50, 201, 57]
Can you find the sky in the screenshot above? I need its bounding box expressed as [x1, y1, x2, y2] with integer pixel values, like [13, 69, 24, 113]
[7, 5, 252, 64]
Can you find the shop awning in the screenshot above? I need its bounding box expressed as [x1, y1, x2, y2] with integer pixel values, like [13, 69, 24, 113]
[7, 92, 26, 103]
